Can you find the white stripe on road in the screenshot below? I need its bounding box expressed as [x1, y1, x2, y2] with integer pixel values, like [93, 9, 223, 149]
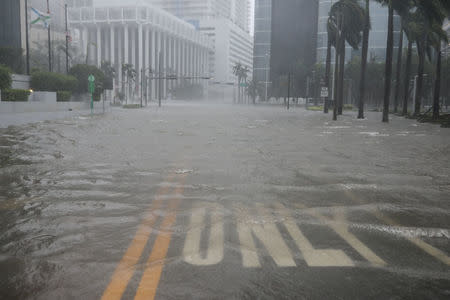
[236, 204, 296, 267]
[274, 203, 354, 267]
[183, 202, 224, 266]
[308, 208, 386, 266]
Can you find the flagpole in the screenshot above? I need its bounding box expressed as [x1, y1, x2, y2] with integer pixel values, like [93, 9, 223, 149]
[25, 0, 30, 75]
[47, 0, 52, 72]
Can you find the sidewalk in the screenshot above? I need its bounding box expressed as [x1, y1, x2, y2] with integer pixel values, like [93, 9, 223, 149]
[0, 105, 109, 128]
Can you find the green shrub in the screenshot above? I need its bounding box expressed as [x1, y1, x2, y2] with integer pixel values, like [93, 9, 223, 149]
[1, 89, 30, 102]
[57, 91, 72, 102]
[31, 71, 78, 92]
[69, 64, 105, 101]
[0, 65, 12, 90]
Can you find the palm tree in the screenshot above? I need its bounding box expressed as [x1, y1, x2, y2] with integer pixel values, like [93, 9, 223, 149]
[401, 12, 417, 116]
[429, 1, 449, 120]
[412, 0, 446, 117]
[375, 0, 410, 122]
[358, 0, 371, 119]
[329, 0, 365, 118]
[121, 64, 136, 104]
[324, 36, 332, 114]
[233, 62, 244, 103]
[247, 79, 258, 104]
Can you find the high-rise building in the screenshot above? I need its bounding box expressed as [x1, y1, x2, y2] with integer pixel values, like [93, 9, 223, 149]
[151, 0, 253, 88]
[253, 0, 319, 98]
[0, 0, 26, 50]
[317, 0, 401, 64]
[253, 0, 272, 85]
[68, 0, 212, 100]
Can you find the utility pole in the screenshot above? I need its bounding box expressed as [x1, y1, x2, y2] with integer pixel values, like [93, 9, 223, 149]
[46, 0, 52, 72]
[158, 51, 162, 107]
[25, 0, 30, 75]
[287, 72, 291, 110]
[140, 68, 144, 107]
[65, 4, 69, 74]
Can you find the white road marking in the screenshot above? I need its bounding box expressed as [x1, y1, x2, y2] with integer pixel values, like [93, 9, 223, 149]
[183, 202, 224, 266]
[308, 208, 386, 266]
[275, 203, 354, 267]
[235, 204, 296, 267]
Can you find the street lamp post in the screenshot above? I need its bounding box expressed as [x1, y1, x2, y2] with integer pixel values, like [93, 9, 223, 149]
[265, 53, 270, 102]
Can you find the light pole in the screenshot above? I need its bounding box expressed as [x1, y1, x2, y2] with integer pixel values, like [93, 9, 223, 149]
[265, 53, 270, 102]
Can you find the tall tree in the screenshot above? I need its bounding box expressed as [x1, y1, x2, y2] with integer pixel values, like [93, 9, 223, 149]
[358, 0, 371, 119]
[375, 0, 410, 122]
[329, 0, 365, 118]
[402, 18, 415, 116]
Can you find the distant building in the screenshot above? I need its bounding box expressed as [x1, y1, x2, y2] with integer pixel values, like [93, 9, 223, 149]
[317, 0, 402, 64]
[252, 0, 272, 86]
[151, 0, 253, 92]
[253, 0, 319, 98]
[68, 0, 212, 100]
[0, 0, 26, 50]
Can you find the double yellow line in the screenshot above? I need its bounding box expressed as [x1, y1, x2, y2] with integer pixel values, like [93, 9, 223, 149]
[101, 172, 186, 300]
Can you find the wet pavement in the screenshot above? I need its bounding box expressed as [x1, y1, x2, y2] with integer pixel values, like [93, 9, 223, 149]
[0, 101, 449, 299]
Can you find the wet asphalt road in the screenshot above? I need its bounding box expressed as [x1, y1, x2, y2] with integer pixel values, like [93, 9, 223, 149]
[0, 101, 449, 300]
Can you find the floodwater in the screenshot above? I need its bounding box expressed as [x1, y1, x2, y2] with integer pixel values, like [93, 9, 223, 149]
[0, 102, 449, 299]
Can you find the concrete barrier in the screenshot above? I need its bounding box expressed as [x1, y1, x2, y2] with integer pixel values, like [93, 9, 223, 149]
[11, 74, 31, 90]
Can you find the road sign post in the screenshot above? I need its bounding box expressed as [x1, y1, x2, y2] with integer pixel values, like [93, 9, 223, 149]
[88, 74, 95, 115]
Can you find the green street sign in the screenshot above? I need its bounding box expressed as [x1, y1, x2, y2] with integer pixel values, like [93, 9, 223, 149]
[88, 74, 95, 94]
[240, 82, 248, 87]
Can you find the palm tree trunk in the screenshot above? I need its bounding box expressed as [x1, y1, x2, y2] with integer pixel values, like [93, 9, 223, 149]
[333, 42, 340, 120]
[324, 38, 332, 114]
[402, 40, 412, 116]
[382, 4, 394, 123]
[338, 36, 345, 115]
[432, 46, 442, 120]
[394, 28, 404, 114]
[415, 40, 426, 116]
[358, 0, 370, 119]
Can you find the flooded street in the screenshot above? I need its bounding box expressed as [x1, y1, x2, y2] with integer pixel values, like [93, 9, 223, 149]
[1, 102, 449, 299]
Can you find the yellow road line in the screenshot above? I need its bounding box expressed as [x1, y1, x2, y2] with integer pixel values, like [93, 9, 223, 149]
[134, 181, 185, 300]
[101, 174, 175, 300]
[344, 190, 450, 266]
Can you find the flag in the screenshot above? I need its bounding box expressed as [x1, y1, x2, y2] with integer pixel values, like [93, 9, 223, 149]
[31, 7, 51, 28]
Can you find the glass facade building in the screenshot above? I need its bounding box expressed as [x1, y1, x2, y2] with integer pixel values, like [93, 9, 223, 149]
[317, 0, 401, 64]
[253, 0, 272, 84]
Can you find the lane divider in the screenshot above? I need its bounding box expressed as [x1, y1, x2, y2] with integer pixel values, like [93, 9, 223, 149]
[134, 179, 186, 300]
[101, 174, 176, 300]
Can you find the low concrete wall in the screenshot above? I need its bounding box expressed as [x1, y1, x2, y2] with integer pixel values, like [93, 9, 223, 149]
[11, 74, 31, 90]
[0, 101, 91, 114]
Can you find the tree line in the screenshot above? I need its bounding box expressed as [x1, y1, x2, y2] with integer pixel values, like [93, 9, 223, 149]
[324, 0, 449, 122]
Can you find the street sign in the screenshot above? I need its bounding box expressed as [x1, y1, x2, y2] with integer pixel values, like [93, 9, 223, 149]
[88, 74, 95, 114]
[320, 87, 329, 98]
[240, 82, 248, 87]
[88, 74, 95, 94]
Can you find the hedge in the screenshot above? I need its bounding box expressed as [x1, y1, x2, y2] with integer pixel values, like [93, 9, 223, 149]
[69, 64, 105, 101]
[1, 89, 30, 102]
[57, 91, 72, 102]
[31, 71, 78, 92]
[0, 65, 12, 90]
